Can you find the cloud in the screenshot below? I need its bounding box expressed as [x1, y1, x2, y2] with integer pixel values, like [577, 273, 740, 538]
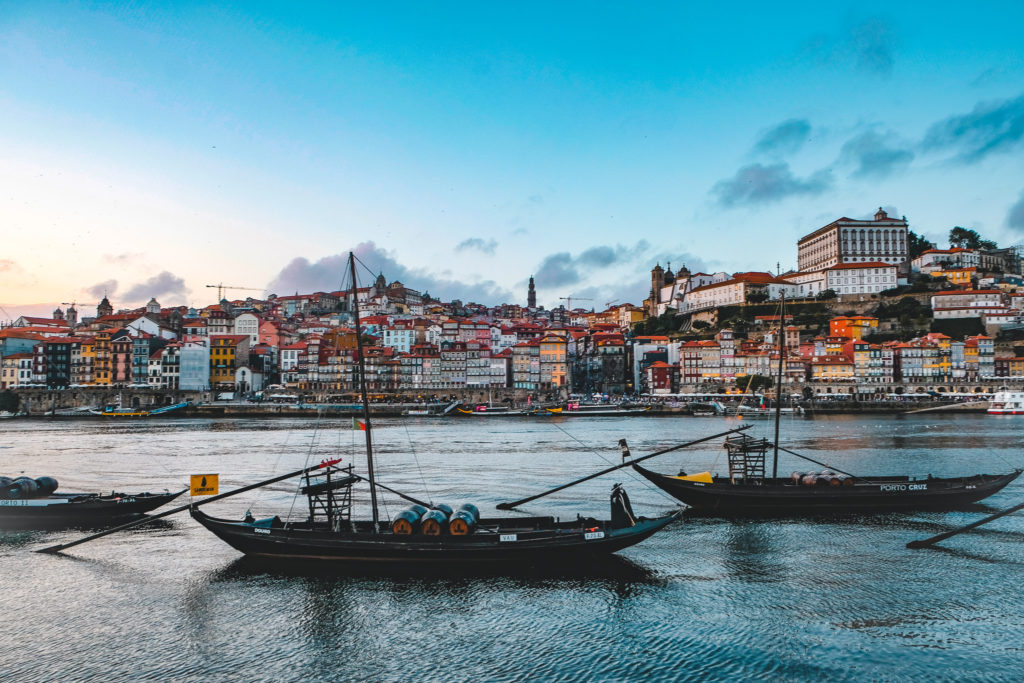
[921, 93, 1024, 163]
[752, 119, 812, 157]
[533, 242, 651, 289]
[86, 280, 118, 299]
[712, 163, 832, 208]
[1008, 190, 1024, 234]
[840, 129, 914, 179]
[848, 19, 896, 76]
[803, 18, 897, 77]
[122, 271, 189, 303]
[455, 238, 498, 255]
[267, 242, 515, 305]
[102, 252, 145, 265]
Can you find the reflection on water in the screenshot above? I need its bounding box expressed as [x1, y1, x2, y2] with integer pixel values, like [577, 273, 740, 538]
[0, 414, 1022, 680]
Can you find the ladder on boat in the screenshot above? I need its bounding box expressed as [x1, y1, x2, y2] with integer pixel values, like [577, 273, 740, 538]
[724, 434, 769, 483]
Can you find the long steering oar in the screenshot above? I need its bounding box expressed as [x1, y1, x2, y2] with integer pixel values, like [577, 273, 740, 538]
[496, 424, 752, 510]
[36, 458, 345, 555]
[907, 500, 1024, 549]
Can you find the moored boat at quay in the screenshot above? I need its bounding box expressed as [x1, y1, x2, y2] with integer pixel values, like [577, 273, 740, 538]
[1, 474, 185, 530]
[988, 391, 1024, 415]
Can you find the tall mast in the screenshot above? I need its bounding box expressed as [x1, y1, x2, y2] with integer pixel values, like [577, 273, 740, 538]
[348, 252, 379, 530]
[772, 291, 785, 479]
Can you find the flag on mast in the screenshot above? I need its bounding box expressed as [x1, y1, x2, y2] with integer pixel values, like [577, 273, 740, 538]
[352, 417, 366, 431]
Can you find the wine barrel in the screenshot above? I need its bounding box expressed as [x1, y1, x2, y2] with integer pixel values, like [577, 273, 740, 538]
[432, 503, 453, 518]
[7, 476, 39, 499]
[420, 509, 449, 535]
[791, 471, 805, 484]
[35, 477, 59, 496]
[837, 474, 854, 487]
[448, 503, 480, 536]
[800, 474, 818, 486]
[817, 475, 833, 486]
[0, 476, 12, 496]
[391, 504, 428, 535]
[827, 475, 842, 487]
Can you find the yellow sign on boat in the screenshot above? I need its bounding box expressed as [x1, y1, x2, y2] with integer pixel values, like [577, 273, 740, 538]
[190, 474, 219, 496]
[670, 471, 713, 483]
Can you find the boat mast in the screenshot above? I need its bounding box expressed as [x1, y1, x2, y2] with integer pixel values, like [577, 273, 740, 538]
[772, 291, 785, 479]
[348, 252, 380, 530]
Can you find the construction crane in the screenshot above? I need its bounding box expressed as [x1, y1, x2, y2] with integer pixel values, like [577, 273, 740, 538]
[605, 299, 620, 308]
[206, 283, 264, 301]
[559, 296, 593, 311]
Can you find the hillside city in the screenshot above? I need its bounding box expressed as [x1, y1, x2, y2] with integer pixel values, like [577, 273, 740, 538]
[2, 208, 1024, 408]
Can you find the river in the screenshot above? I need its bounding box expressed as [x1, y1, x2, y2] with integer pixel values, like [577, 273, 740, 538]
[1, 413, 1022, 681]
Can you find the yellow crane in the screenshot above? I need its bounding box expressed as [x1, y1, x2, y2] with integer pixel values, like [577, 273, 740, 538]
[206, 283, 264, 301]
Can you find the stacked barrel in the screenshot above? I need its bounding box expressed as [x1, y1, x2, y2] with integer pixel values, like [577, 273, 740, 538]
[390, 502, 480, 536]
[0, 475, 59, 499]
[791, 471, 853, 487]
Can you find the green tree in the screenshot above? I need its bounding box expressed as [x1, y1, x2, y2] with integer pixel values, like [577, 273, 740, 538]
[745, 290, 769, 304]
[907, 230, 936, 260]
[816, 289, 837, 300]
[736, 374, 774, 393]
[949, 226, 997, 250]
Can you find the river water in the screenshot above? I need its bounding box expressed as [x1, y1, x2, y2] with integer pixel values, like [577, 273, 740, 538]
[1, 413, 1022, 682]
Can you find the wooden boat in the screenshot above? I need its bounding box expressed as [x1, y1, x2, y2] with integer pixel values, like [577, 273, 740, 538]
[1, 480, 185, 530]
[190, 253, 678, 565]
[632, 293, 1022, 515]
[632, 434, 1021, 514]
[90, 400, 190, 417]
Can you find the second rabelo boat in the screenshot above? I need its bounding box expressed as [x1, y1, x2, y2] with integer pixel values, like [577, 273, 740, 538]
[190, 252, 678, 564]
[632, 293, 1021, 515]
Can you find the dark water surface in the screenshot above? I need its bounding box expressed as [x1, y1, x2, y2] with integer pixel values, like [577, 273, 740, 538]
[1, 414, 1022, 681]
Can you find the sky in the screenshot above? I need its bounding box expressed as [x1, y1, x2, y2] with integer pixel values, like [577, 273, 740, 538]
[2, 2, 1024, 320]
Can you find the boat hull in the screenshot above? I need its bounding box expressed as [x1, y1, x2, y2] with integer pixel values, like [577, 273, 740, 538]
[190, 507, 679, 564]
[0, 490, 185, 529]
[632, 465, 1021, 515]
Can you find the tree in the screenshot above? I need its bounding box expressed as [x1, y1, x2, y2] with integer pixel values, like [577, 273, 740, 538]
[816, 289, 837, 300]
[0, 390, 18, 413]
[691, 320, 710, 331]
[745, 290, 769, 304]
[907, 230, 936, 260]
[949, 226, 997, 250]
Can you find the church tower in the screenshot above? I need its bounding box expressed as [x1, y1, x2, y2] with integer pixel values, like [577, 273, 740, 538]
[527, 276, 537, 308]
[97, 296, 113, 318]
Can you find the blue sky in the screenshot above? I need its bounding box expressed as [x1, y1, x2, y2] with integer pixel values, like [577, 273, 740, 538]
[2, 2, 1023, 318]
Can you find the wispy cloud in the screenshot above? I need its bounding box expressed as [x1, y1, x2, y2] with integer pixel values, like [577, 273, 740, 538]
[712, 163, 832, 208]
[532, 242, 651, 289]
[1008, 190, 1024, 235]
[267, 242, 514, 305]
[752, 119, 812, 157]
[840, 129, 914, 179]
[102, 252, 145, 265]
[803, 18, 897, 77]
[86, 280, 118, 299]
[455, 238, 498, 255]
[921, 93, 1024, 163]
[122, 271, 189, 303]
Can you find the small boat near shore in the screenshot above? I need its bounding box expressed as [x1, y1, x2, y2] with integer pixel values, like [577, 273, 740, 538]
[988, 391, 1024, 415]
[89, 401, 190, 417]
[1, 475, 185, 530]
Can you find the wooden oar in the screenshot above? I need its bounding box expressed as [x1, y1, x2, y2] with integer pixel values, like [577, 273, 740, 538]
[906, 500, 1024, 549]
[496, 425, 752, 510]
[36, 458, 344, 554]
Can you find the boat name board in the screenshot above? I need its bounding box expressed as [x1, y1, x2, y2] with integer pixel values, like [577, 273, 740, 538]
[499, 534, 517, 542]
[253, 528, 271, 535]
[584, 531, 606, 540]
[879, 484, 928, 492]
[0, 498, 70, 506]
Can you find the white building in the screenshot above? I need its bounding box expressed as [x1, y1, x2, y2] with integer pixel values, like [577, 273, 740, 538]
[797, 208, 909, 273]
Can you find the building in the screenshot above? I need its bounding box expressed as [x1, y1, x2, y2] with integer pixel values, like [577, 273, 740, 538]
[797, 208, 909, 274]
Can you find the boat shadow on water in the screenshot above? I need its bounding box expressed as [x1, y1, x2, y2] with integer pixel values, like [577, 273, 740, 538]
[210, 552, 662, 584]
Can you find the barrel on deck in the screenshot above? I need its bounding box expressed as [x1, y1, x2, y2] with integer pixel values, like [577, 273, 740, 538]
[35, 476, 59, 496]
[790, 471, 805, 484]
[800, 474, 818, 486]
[391, 504, 428, 535]
[6, 476, 39, 499]
[448, 503, 480, 536]
[420, 505, 452, 535]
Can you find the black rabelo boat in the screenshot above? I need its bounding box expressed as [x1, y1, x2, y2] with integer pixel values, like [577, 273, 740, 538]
[190, 253, 678, 564]
[1, 476, 185, 530]
[632, 293, 1022, 515]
